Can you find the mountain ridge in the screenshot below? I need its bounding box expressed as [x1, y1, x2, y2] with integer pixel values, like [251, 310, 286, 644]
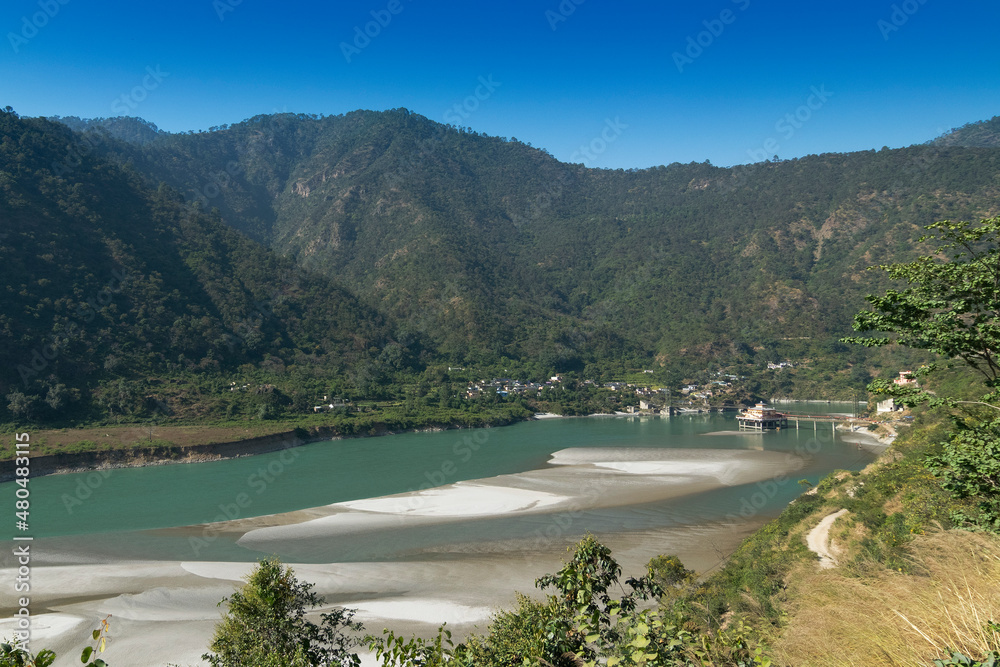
[4, 107, 1000, 424]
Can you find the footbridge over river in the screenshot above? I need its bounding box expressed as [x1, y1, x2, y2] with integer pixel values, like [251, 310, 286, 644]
[737, 402, 872, 432]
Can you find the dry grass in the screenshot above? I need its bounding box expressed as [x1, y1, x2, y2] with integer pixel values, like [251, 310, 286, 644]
[770, 529, 1000, 666]
[0, 423, 295, 458]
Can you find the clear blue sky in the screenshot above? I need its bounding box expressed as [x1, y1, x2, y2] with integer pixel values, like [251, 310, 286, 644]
[3, 0, 999, 168]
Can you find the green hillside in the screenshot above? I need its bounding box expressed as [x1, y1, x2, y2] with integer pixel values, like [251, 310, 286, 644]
[4, 107, 999, 425]
[0, 110, 395, 424]
[93, 110, 1000, 368]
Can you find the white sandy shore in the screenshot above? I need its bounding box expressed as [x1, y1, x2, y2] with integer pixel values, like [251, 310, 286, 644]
[3, 446, 810, 666]
[234, 448, 805, 550]
[2, 516, 775, 667]
[339, 484, 567, 517]
[837, 426, 893, 448]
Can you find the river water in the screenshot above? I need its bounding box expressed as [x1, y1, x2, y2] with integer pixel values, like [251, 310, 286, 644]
[0, 407, 879, 666]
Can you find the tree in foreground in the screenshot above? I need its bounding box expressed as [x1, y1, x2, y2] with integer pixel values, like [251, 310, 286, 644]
[369, 535, 769, 667]
[204, 557, 363, 667]
[844, 216, 1000, 531]
[1, 616, 110, 667]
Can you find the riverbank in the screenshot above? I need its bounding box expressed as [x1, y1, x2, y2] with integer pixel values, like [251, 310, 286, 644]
[0, 410, 532, 482]
[1, 440, 812, 667]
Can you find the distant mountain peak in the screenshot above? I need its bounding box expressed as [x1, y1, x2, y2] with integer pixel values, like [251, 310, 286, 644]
[47, 115, 165, 145]
[929, 115, 1000, 148]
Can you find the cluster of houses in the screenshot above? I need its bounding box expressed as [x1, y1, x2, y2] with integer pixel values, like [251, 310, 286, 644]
[313, 395, 350, 413]
[463, 377, 672, 411]
[465, 376, 564, 399]
[767, 361, 794, 370]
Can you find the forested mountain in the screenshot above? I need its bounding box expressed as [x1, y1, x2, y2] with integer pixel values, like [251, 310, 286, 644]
[47, 115, 166, 146]
[930, 115, 1000, 148]
[84, 110, 1000, 370]
[0, 110, 395, 422]
[6, 107, 1000, 423]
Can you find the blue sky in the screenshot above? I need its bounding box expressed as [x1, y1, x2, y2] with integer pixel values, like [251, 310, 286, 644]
[3, 0, 999, 168]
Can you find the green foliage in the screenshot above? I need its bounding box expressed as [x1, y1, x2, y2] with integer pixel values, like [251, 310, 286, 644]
[462, 594, 564, 667]
[845, 217, 1000, 400]
[933, 649, 1000, 666]
[845, 215, 1000, 535]
[45, 109, 1000, 399]
[0, 641, 55, 667]
[79, 616, 112, 667]
[927, 419, 1000, 531]
[367, 626, 468, 667]
[203, 557, 363, 667]
[696, 494, 823, 625]
[0, 111, 397, 426]
[1, 617, 109, 667]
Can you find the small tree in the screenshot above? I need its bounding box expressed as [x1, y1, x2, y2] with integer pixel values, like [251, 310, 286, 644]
[204, 557, 363, 667]
[5, 391, 37, 421]
[844, 216, 1000, 403]
[844, 216, 1000, 530]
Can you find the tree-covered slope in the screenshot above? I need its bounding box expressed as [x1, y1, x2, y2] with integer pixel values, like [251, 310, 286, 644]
[88, 110, 1000, 370]
[0, 110, 393, 422]
[930, 115, 1000, 148]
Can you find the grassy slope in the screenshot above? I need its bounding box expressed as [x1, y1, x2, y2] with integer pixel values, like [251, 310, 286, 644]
[690, 386, 999, 665]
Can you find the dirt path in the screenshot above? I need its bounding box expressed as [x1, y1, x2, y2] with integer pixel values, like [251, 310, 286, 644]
[806, 508, 849, 568]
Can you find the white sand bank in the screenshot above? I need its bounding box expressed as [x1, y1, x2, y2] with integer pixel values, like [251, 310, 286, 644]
[352, 599, 493, 624]
[4, 444, 814, 667]
[340, 483, 567, 517]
